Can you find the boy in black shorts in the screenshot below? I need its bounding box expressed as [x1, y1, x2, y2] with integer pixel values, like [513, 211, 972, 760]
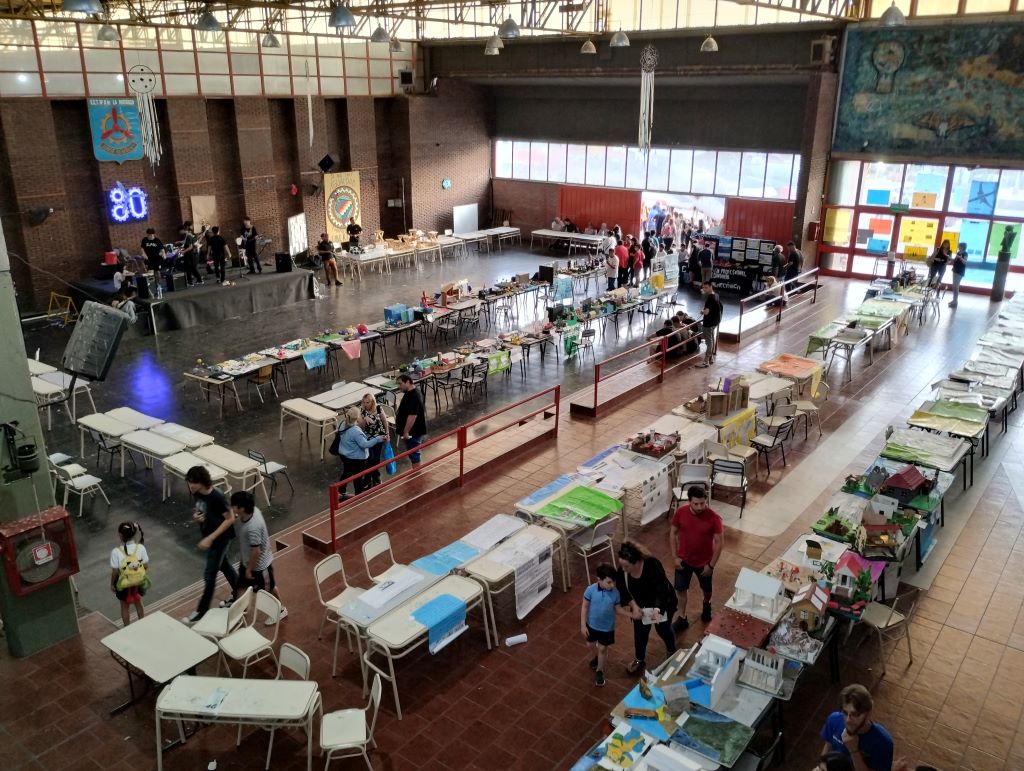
[230, 491, 287, 625]
[580, 563, 629, 687]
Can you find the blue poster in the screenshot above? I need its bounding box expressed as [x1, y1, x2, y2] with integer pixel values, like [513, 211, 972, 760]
[88, 98, 144, 163]
[865, 189, 891, 206]
[867, 238, 889, 253]
[958, 219, 989, 260]
[966, 181, 998, 216]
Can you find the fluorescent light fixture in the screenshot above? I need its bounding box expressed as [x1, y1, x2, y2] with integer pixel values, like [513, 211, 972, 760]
[580, 39, 596, 54]
[609, 30, 629, 48]
[700, 34, 719, 53]
[880, 1, 907, 26]
[262, 32, 281, 48]
[329, 3, 357, 28]
[62, 0, 103, 13]
[195, 10, 222, 32]
[497, 16, 520, 39]
[96, 23, 120, 42]
[389, 37, 404, 53]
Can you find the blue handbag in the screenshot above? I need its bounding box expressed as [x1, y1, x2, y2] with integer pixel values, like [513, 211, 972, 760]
[382, 440, 397, 475]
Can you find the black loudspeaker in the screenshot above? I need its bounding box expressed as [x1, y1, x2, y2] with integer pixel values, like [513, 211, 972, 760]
[399, 70, 414, 86]
[275, 252, 293, 273]
[318, 154, 335, 173]
[61, 302, 128, 382]
[134, 273, 151, 299]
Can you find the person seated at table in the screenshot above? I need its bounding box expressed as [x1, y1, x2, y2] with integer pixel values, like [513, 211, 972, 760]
[113, 263, 135, 293]
[111, 285, 138, 324]
[317, 233, 342, 287]
[551, 216, 565, 231]
[820, 684, 894, 771]
[564, 217, 579, 233]
[765, 275, 788, 308]
[584, 222, 597, 235]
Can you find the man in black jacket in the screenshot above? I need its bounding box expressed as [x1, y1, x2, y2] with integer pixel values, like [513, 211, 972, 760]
[696, 282, 722, 368]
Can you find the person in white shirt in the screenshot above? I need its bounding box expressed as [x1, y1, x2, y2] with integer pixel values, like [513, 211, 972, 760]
[110, 521, 149, 627]
[551, 216, 565, 231]
[111, 285, 138, 324]
[230, 490, 287, 625]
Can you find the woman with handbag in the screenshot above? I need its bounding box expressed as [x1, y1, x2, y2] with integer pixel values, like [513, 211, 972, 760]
[110, 521, 149, 627]
[927, 239, 952, 289]
[360, 393, 389, 487]
[337, 406, 384, 500]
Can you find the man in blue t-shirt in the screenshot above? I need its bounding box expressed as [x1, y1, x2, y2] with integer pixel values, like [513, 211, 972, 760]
[580, 563, 629, 688]
[820, 683, 894, 771]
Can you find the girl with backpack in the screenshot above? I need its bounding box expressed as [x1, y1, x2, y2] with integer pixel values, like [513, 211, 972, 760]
[110, 521, 149, 626]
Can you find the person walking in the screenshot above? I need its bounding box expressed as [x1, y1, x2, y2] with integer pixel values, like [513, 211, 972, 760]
[669, 486, 723, 632]
[580, 563, 630, 688]
[230, 491, 287, 624]
[615, 541, 677, 675]
[337, 406, 384, 500]
[697, 240, 715, 284]
[182, 466, 238, 625]
[604, 245, 619, 292]
[949, 243, 967, 307]
[360, 392, 389, 486]
[395, 374, 426, 468]
[110, 521, 149, 627]
[179, 222, 204, 287]
[662, 216, 676, 254]
[696, 281, 723, 368]
[206, 225, 230, 284]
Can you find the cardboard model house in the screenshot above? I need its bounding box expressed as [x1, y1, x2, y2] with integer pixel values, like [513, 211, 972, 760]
[833, 551, 880, 600]
[856, 523, 904, 554]
[738, 647, 785, 695]
[725, 567, 789, 623]
[790, 582, 830, 632]
[688, 634, 740, 709]
[880, 464, 930, 505]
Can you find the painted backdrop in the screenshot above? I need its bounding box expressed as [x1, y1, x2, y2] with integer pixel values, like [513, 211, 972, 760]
[834, 22, 1024, 159]
[323, 171, 361, 243]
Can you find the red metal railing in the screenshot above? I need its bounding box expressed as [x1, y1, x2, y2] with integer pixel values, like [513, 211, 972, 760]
[327, 385, 561, 548]
[732, 267, 820, 343]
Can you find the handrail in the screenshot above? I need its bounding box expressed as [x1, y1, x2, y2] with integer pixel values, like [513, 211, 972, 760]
[327, 385, 561, 548]
[733, 267, 820, 343]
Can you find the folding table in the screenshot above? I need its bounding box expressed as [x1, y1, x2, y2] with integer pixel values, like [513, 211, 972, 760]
[76, 412, 135, 459]
[150, 422, 215, 450]
[278, 398, 338, 460]
[194, 444, 270, 504]
[183, 369, 245, 417]
[310, 381, 379, 413]
[155, 675, 320, 771]
[120, 430, 186, 480]
[362, 574, 490, 719]
[100, 611, 217, 715]
[162, 451, 229, 501]
[106, 406, 165, 430]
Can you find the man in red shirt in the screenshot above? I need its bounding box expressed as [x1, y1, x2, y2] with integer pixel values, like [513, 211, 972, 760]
[669, 485, 723, 632]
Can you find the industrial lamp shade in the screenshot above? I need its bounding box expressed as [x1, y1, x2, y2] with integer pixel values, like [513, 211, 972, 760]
[486, 34, 504, 50]
[580, 39, 597, 55]
[195, 10, 222, 32]
[484, 39, 501, 56]
[700, 34, 719, 53]
[261, 32, 281, 48]
[497, 16, 520, 39]
[389, 37, 404, 53]
[609, 30, 630, 48]
[370, 25, 389, 44]
[329, 4, 357, 28]
[879, 1, 907, 26]
[62, 0, 103, 13]
[96, 23, 120, 42]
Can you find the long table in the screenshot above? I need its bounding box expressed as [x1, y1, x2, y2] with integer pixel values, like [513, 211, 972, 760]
[530, 228, 605, 255]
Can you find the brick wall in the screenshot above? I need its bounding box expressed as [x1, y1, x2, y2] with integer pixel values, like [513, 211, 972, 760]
[296, 96, 331, 252]
[269, 98, 302, 254]
[0, 109, 31, 301]
[407, 82, 492, 233]
[492, 179, 561, 235]
[167, 99, 214, 224]
[345, 98, 381, 238]
[205, 99, 246, 243]
[375, 98, 411, 236]
[234, 98, 282, 251]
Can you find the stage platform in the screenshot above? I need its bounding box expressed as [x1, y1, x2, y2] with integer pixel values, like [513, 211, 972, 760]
[69, 269, 317, 333]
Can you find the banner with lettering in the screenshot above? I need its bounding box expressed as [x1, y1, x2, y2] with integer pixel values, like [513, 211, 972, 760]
[88, 98, 144, 163]
[324, 171, 361, 244]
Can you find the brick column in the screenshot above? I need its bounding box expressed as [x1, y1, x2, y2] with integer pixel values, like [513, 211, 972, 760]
[234, 98, 282, 250]
[345, 97, 380, 237]
[793, 71, 838, 267]
[294, 96, 329, 250]
[166, 98, 215, 224]
[0, 101, 77, 311]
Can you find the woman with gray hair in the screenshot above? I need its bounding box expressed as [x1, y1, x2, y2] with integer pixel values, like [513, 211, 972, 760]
[337, 406, 384, 500]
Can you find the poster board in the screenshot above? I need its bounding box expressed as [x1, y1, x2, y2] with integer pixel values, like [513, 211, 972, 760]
[287, 213, 307, 257]
[324, 171, 361, 243]
[453, 204, 479, 235]
[189, 196, 218, 233]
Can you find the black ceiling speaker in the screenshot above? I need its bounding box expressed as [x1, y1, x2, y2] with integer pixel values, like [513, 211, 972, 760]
[28, 207, 53, 226]
[318, 154, 336, 174]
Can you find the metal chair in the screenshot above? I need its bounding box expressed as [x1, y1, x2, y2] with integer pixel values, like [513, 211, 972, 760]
[89, 428, 136, 473]
[313, 554, 366, 676]
[576, 328, 596, 362]
[671, 463, 712, 510]
[244, 642, 313, 769]
[247, 365, 279, 404]
[710, 458, 748, 518]
[54, 463, 109, 517]
[750, 418, 795, 477]
[192, 587, 254, 672]
[320, 673, 382, 770]
[459, 361, 489, 400]
[361, 532, 405, 584]
[247, 449, 293, 500]
[568, 516, 618, 583]
[218, 589, 281, 678]
[793, 381, 830, 439]
[434, 313, 460, 341]
[859, 591, 916, 676]
[433, 369, 462, 409]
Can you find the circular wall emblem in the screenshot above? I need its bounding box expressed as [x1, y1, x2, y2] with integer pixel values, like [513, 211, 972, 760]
[327, 185, 360, 229]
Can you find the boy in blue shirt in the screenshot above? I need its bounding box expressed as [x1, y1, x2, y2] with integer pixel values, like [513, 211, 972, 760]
[820, 683, 894, 771]
[580, 563, 629, 687]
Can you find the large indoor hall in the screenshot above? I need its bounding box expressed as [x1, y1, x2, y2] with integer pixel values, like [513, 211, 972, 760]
[2, 2, 1024, 771]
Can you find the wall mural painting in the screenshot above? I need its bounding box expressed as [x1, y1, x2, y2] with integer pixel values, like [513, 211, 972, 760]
[834, 24, 1024, 159]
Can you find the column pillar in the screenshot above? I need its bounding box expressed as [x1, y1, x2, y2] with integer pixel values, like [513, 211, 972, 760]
[793, 70, 838, 267]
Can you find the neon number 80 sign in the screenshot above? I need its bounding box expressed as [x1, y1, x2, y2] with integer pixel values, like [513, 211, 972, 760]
[108, 186, 148, 223]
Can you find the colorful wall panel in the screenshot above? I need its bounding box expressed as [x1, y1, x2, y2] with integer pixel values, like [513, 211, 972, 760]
[558, 185, 642, 238]
[722, 198, 795, 246]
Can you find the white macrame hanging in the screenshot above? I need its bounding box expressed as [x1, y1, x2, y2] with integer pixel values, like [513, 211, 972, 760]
[127, 64, 163, 170]
[639, 44, 658, 152]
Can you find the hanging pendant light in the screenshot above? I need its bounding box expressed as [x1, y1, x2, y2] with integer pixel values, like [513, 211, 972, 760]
[609, 30, 629, 48]
[195, 9, 222, 32]
[497, 16, 520, 39]
[370, 25, 390, 44]
[97, 23, 120, 42]
[484, 35, 502, 55]
[580, 39, 597, 55]
[329, 3, 357, 29]
[389, 37, 404, 53]
[879, 1, 907, 26]
[262, 31, 281, 48]
[700, 34, 718, 53]
[62, 0, 103, 14]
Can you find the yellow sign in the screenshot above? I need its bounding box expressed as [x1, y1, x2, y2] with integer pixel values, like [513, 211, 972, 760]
[324, 171, 361, 244]
[940, 230, 959, 253]
[717, 406, 757, 448]
[823, 208, 852, 245]
[899, 217, 938, 245]
[904, 245, 928, 260]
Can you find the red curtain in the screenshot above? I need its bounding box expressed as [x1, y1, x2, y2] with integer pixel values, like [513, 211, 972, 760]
[723, 199, 796, 245]
[558, 185, 642, 237]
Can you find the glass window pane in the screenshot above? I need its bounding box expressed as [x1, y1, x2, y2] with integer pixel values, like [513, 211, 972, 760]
[714, 151, 741, 196]
[823, 208, 854, 247]
[566, 144, 586, 184]
[965, 0, 1012, 10]
[948, 166, 1000, 214]
[586, 145, 605, 186]
[647, 148, 671, 191]
[820, 252, 850, 273]
[511, 141, 530, 180]
[916, 0, 959, 14]
[995, 170, 1024, 218]
[855, 212, 895, 250]
[548, 143, 567, 183]
[895, 216, 940, 259]
[828, 160, 861, 206]
[859, 162, 904, 207]
[851, 255, 885, 276]
[790, 156, 801, 201]
[494, 140, 512, 178]
[943, 216, 990, 263]
[692, 150, 716, 194]
[739, 153, 766, 198]
[625, 148, 647, 189]
[529, 142, 548, 181]
[900, 164, 948, 211]
[606, 147, 627, 188]
[989, 222, 1023, 266]
[669, 149, 692, 193]
[765, 153, 793, 199]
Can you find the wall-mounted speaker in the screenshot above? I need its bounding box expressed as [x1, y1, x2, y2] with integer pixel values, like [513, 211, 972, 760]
[318, 154, 336, 174]
[399, 70, 414, 86]
[61, 301, 128, 382]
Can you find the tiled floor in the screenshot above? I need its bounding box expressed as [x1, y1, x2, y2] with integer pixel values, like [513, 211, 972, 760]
[4, 280, 1023, 771]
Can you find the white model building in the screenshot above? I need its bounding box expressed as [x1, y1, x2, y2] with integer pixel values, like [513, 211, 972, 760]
[725, 567, 790, 623]
[688, 634, 740, 709]
[738, 647, 785, 695]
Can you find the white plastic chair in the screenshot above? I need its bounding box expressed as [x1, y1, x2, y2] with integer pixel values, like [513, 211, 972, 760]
[54, 463, 109, 518]
[218, 589, 281, 678]
[671, 463, 712, 510]
[321, 673, 382, 770]
[256, 642, 312, 769]
[314, 554, 367, 676]
[568, 516, 618, 583]
[859, 592, 916, 675]
[793, 381, 830, 439]
[193, 587, 254, 667]
[361, 533, 405, 584]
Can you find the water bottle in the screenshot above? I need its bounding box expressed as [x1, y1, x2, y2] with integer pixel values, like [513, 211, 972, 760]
[156, 284, 163, 300]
